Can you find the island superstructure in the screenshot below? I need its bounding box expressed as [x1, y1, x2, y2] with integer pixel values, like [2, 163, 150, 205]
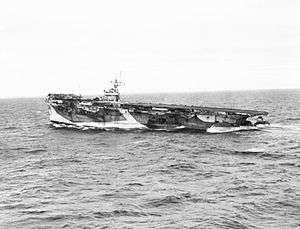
[45, 79, 269, 131]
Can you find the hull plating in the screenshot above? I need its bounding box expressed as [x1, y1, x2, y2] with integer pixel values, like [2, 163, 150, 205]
[49, 105, 147, 130]
[47, 102, 260, 131]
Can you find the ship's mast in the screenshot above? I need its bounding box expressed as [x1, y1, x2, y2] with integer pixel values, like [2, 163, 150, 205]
[111, 78, 123, 94]
[104, 76, 124, 102]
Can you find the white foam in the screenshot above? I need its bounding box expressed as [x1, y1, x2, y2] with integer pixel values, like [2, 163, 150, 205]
[255, 124, 270, 128]
[175, 125, 186, 129]
[52, 123, 74, 129]
[207, 125, 259, 133]
[268, 124, 300, 134]
[270, 123, 300, 129]
[244, 148, 265, 153]
[52, 123, 64, 128]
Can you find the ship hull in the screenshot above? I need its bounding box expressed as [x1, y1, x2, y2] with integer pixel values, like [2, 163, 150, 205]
[48, 105, 147, 130]
[48, 104, 212, 130]
[46, 96, 268, 131]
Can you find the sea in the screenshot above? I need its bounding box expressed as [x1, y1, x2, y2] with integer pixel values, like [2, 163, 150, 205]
[0, 89, 299, 229]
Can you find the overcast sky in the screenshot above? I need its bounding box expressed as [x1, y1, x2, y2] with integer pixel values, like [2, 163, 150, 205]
[0, 0, 299, 98]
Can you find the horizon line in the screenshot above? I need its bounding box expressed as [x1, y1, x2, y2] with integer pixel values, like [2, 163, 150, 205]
[0, 87, 299, 99]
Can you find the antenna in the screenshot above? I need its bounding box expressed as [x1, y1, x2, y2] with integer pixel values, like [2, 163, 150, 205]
[110, 71, 125, 91]
[103, 72, 125, 102]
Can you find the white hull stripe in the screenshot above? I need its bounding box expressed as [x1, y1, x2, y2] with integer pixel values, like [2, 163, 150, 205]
[49, 105, 147, 129]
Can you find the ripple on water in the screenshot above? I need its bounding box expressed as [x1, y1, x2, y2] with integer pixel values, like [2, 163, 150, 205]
[93, 210, 161, 218]
[24, 149, 47, 154]
[1, 91, 299, 228]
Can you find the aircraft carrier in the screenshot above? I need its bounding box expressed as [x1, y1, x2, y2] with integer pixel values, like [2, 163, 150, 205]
[45, 79, 269, 131]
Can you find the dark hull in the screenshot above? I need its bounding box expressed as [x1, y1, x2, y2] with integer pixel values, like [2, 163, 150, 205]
[46, 94, 268, 131]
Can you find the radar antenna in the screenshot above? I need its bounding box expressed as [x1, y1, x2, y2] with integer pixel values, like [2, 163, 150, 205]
[103, 72, 125, 102]
[110, 78, 124, 93]
[111, 71, 124, 92]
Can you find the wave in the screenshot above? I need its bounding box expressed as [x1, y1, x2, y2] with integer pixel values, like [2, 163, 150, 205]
[259, 152, 286, 159]
[207, 125, 260, 133]
[50, 122, 278, 134]
[279, 162, 297, 167]
[145, 193, 193, 208]
[19, 210, 48, 215]
[127, 182, 144, 187]
[206, 122, 300, 134]
[244, 148, 265, 153]
[51, 123, 144, 132]
[9, 147, 28, 151]
[25, 149, 47, 154]
[2, 126, 18, 130]
[232, 148, 266, 156]
[238, 162, 256, 166]
[145, 195, 183, 208]
[269, 123, 300, 130]
[167, 162, 197, 171]
[93, 210, 160, 218]
[51, 123, 81, 129]
[286, 117, 300, 121]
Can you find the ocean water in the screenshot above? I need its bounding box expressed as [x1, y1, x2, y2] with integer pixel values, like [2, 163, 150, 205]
[0, 89, 299, 229]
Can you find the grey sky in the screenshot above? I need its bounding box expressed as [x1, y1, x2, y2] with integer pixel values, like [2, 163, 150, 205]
[0, 0, 299, 98]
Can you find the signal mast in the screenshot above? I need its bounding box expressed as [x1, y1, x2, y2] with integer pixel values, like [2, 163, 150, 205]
[104, 72, 124, 102]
